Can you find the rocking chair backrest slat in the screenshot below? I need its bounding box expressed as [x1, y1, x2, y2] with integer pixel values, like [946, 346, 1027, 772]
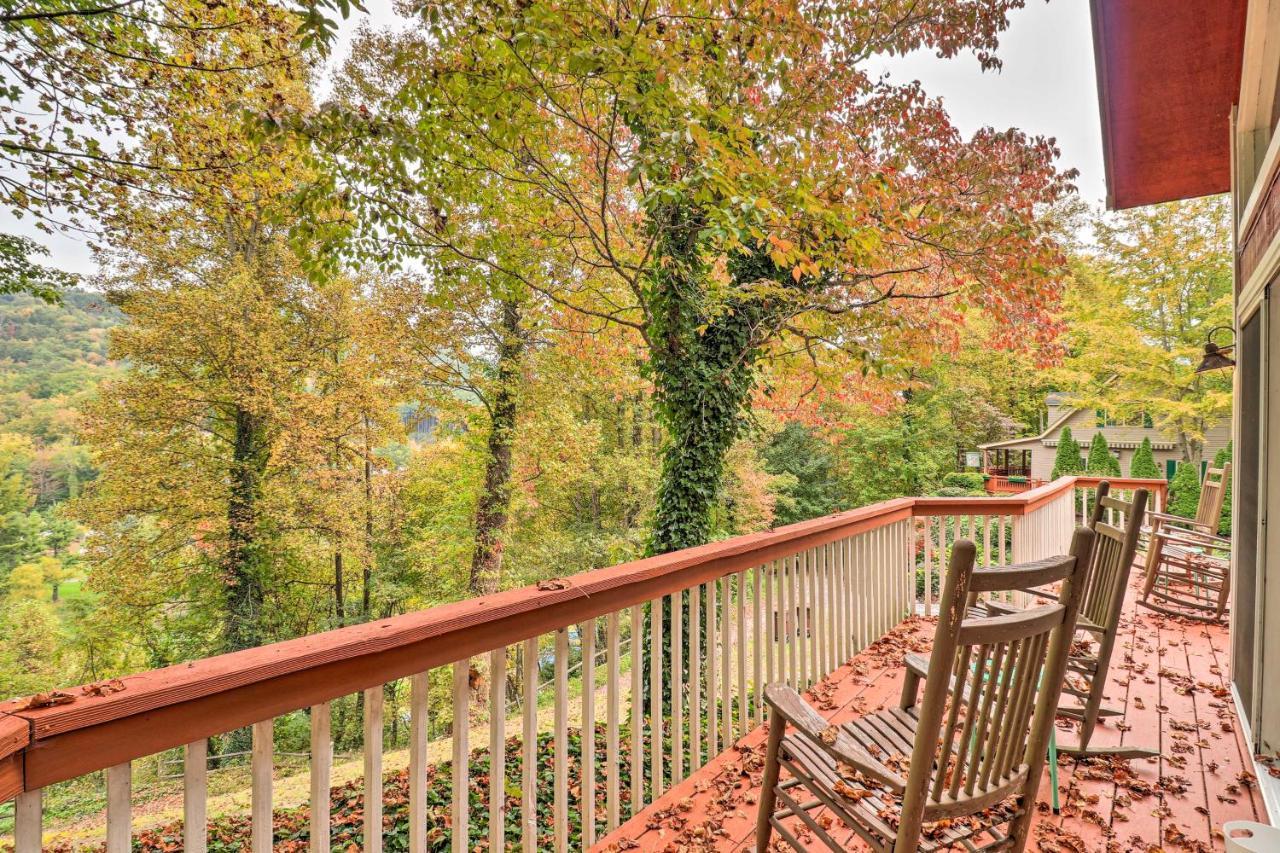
[1081, 483, 1148, 633]
[898, 527, 1096, 827]
[1195, 464, 1231, 532]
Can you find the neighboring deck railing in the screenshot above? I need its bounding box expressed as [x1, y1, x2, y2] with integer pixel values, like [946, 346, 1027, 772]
[0, 475, 1166, 852]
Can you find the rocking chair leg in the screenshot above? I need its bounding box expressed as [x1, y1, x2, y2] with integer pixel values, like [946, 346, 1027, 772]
[756, 709, 786, 853]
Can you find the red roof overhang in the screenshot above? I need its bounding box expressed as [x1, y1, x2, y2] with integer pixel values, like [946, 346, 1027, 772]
[1090, 0, 1247, 209]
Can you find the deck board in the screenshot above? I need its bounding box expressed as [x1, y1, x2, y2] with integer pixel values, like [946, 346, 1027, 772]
[593, 576, 1265, 852]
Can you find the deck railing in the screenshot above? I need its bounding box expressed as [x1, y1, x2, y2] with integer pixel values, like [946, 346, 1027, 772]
[0, 475, 1165, 852]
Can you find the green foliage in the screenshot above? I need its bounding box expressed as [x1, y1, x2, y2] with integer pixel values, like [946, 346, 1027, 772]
[761, 423, 843, 525]
[1051, 427, 1083, 479]
[1214, 442, 1233, 536]
[1168, 461, 1203, 519]
[942, 472, 987, 492]
[1085, 432, 1121, 476]
[1129, 437, 1161, 479]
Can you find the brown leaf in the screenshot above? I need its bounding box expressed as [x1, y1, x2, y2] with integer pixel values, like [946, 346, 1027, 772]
[536, 578, 570, 591]
[16, 691, 76, 710]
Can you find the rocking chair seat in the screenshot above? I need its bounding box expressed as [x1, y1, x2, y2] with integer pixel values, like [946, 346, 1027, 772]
[776, 709, 1024, 852]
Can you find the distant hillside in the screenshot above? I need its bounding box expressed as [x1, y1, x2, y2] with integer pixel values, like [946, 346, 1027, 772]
[0, 290, 122, 506]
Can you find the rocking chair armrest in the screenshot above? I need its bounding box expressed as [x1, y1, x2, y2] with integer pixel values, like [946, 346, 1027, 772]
[1154, 527, 1231, 550]
[764, 683, 907, 792]
[1146, 511, 1212, 532]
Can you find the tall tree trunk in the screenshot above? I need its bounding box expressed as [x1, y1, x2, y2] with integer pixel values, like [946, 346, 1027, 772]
[225, 405, 266, 653]
[468, 299, 525, 596]
[334, 550, 345, 626]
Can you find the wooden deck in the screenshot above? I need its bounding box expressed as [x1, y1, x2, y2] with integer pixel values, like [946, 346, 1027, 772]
[593, 577, 1266, 852]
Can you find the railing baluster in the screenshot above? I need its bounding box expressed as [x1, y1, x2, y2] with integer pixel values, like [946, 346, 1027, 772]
[364, 688, 383, 853]
[606, 612, 621, 831]
[106, 761, 131, 853]
[737, 569, 748, 740]
[582, 619, 597, 844]
[753, 564, 764, 725]
[522, 638, 538, 849]
[795, 550, 807, 689]
[308, 701, 330, 845]
[452, 659, 469, 853]
[689, 584, 702, 772]
[706, 580, 718, 758]
[311, 703, 332, 852]
[764, 559, 775, 690]
[720, 575, 731, 745]
[630, 604, 643, 816]
[408, 676, 427, 853]
[812, 547, 825, 681]
[926, 512, 936, 612]
[15, 788, 41, 853]
[184, 739, 207, 853]
[809, 546, 821, 683]
[554, 628, 569, 852]
[778, 555, 788, 686]
[669, 595, 683, 784]
[843, 536, 855, 651]
[827, 543, 838, 674]
[490, 648, 507, 852]
[649, 598, 663, 796]
[252, 719, 273, 853]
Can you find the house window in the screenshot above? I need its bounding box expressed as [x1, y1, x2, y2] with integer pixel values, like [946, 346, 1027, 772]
[1095, 409, 1152, 428]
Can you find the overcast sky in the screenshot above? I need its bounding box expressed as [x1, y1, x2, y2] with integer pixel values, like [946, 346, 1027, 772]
[9, 0, 1104, 277]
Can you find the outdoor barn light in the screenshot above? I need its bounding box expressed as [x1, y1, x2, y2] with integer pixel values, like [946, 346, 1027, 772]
[1195, 325, 1236, 374]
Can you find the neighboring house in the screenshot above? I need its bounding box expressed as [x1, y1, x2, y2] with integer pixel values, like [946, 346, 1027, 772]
[976, 392, 1231, 483]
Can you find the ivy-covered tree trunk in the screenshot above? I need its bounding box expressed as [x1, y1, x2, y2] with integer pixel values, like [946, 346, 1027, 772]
[225, 405, 267, 654]
[469, 299, 525, 596]
[644, 214, 779, 713]
[647, 216, 763, 556]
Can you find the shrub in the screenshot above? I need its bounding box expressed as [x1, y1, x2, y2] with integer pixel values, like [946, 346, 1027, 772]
[934, 486, 978, 498]
[1168, 461, 1202, 519]
[1085, 432, 1121, 476]
[942, 472, 986, 492]
[1129, 437, 1161, 479]
[1051, 427, 1083, 479]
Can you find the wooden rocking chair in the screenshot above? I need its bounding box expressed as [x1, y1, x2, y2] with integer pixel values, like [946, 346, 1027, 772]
[755, 528, 1096, 853]
[1140, 464, 1231, 622]
[902, 482, 1152, 759]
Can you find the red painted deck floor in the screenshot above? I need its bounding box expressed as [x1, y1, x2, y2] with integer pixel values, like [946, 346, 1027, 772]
[594, 578, 1266, 852]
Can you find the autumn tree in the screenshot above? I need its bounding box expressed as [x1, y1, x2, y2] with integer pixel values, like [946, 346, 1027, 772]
[75, 10, 409, 657]
[297, 0, 1073, 556]
[1059, 197, 1232, 463]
